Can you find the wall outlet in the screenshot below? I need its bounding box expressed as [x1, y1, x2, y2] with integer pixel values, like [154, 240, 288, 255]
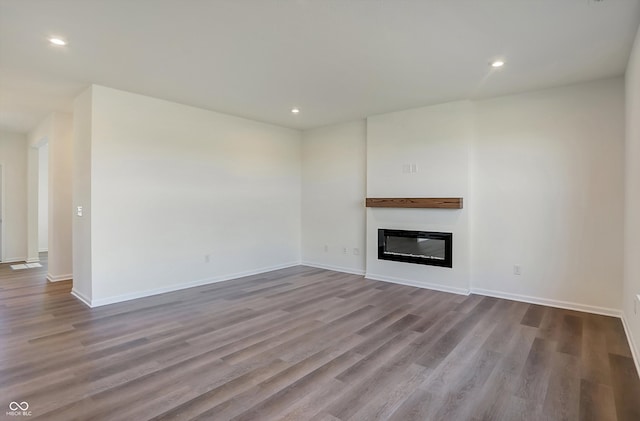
[513, 265, 521, 275]
[205, 254, 211, 263]
[324, 245, 328, 252]
[343, 247, 348, 254]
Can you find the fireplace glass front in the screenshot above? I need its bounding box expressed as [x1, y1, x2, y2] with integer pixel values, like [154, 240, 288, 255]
[378, 229, 452, 268]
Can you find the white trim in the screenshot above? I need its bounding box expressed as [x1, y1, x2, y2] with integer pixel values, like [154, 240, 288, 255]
[47, 273, 72, 282]
[26, 257, 40, 263]
[621, 315, 640, 377]
[39, 248, 48, 253]
[87, 261, 301, 307]
[70, 288, 92, 308]
[1, 256, 27, 264]
[301, 261, 365, 276]
[365, 272, 470, 296]
[64, 261, 640, 380]
[470, 287, 621, 317]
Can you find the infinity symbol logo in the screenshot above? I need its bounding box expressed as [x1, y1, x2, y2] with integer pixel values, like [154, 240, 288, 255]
[9, 401, 29, 411]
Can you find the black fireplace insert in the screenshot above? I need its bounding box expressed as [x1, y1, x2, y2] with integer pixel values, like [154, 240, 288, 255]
[378, 229, 452, 268]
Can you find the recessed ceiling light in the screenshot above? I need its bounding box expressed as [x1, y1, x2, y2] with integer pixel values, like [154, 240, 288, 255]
[49, 38, 67, 46]
[490, 60, 505, 68]
[291, 108, 300, 114]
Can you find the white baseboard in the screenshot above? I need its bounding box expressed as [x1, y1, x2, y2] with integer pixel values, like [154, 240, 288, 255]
[71, 288, 92, 308]
[39, 248, 48, 253]
[47, 273, 73, 282]
[86, 261, 301, 308]
[26, 257, 40, 263]
[301, 261, 365, 276]
[470, 287, 621, 318]
[356, 271, 623, 317]
[621, 315, 640, 377]
[303, 266, 624, 319]
[365, 272, 470, 296]
[63, 261, 639, 378]
[1, 256, 27, 264]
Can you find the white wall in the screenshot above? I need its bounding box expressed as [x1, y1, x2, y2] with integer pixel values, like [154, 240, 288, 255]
[38, 143, 48, 252]
[0, 131, 27, 262]
[76, 85, 301, 305]
[48, 113, 73, 280]
[360, 79, 624, 312]
[62, 78, 626, 321]
[472, 78, 625, 314]
[623, 26, 640, 368]
[301, 121, 366, 274]
[62, 78, 626, 319]
[365, 101, 473, 294]
[72, 88, 92, 303]
[28, 112, 74, 279]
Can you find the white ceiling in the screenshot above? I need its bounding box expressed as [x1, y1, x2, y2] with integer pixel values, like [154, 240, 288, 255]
[1, 0, 639, 133]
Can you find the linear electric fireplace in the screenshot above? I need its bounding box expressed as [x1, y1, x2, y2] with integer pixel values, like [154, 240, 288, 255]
[378, 229, 452, 268]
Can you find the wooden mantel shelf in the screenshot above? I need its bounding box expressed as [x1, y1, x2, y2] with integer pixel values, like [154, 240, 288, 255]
[365, 197, 463, 209]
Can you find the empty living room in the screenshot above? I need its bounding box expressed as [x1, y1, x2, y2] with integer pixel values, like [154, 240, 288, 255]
[1, 0, 640, 420]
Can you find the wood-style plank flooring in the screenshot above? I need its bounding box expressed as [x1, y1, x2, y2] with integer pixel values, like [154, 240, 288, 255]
[1, 256, 639, 420]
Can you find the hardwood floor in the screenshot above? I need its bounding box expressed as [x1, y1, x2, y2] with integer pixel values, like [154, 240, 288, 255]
[1, 258, 639, 420]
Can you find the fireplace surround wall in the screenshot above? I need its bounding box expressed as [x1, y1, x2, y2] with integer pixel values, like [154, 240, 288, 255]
[365, 100, 472, 293]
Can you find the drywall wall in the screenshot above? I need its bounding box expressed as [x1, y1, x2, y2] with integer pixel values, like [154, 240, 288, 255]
[623, 26, 640, 366]
[0, 131, 27, 262]
[71, 88, 92, 303]
[301, 121, 366, 274]
[47, 113, 73, 281]
[38, 143, 48, 252]
[472, 78, 624, 314]
[362, 79, 624, 311]
[64, 78, 625, 319]
[365, 101, 473, 294]
[78, 85, 301, 305]
[28, 112, 73, 280]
